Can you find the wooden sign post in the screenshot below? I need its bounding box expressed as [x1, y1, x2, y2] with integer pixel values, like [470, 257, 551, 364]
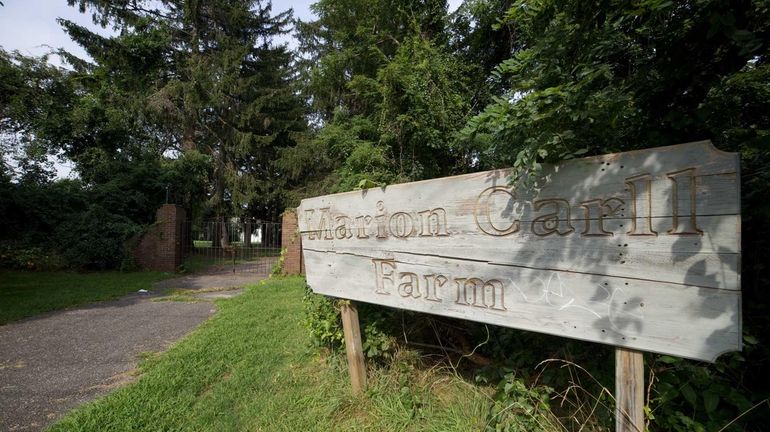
[340, 301, 367, 395]
[299, 141, 742, 428]
[616, 348, 644, 431]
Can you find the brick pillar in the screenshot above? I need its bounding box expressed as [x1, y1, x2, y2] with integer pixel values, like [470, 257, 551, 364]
[133, 204, 186, 272]
[281, 210, 303, 275]
[155, 204, 186, 272]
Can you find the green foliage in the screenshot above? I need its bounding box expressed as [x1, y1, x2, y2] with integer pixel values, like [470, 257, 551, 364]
[54, 205, 141, 270]
[0, 156, 168, 270]
[302, 288, 396, 361]
[0, 49, 74, 182]
[0, 243, 66, 271]
[286, 16, 475, 199]
[462, 0, 770, 179]
[279, 109, 399, 203]
[0, 178, 85, 241]
[270, 248, 287, 276]
[358, 306, 396, 360]
[1, 46, 206, 270]
[377, 35, 472, 179]
[648, 335, 770, 432]
[450, 4, 770, 428]
[54, 0, 309, 221]
[487, 373, 554, 432]
[2, 0, 769, 429]
[296, 0, 450, 120]
[302, 287, 345, 350]
[448, 0, 516, 112]
[335, 140, 397, 192]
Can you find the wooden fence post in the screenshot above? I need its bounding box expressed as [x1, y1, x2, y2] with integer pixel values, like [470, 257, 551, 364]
[340, 301, 367, 395]
[616, 347, 645, 432]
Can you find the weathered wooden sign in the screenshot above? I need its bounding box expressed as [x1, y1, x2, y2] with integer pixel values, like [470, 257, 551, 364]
[299, 141, 741, 363]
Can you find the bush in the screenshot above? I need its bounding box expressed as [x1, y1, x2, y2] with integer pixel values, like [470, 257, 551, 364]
[54, 206, 141, 270]
[302, 287, 344, 350]
[302, 287, 395, 360]
[647, 336, 770, 432]
[0, 176, 155, 271]
[487, 373, 555, 432]
[0, 206, 142, 271]
[0, 242, 67, 270]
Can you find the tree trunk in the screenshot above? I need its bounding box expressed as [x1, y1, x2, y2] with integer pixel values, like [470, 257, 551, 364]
[220, 217, 231, 248]
[243, 219, 252, 248]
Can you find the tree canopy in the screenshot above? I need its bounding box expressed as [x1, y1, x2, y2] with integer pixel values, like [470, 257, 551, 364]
[58, 0, 308, 220]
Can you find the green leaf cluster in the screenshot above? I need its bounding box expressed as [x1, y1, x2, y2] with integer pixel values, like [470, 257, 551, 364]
[462, 0, 770, 180]
[283, 1, 475, 200]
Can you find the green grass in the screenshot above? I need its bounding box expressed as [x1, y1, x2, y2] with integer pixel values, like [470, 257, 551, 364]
[49, 277, 493, 431]
[0, 270, 168, 325]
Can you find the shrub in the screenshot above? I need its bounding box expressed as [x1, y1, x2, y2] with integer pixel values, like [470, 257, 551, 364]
[486, 373, 555, 432]
[270, 247, 287, 276]
[302, 287, 395, 361]
[302, 286, 344, 351]
[0, 242, 67, 270]
[54, 205, 141, 270]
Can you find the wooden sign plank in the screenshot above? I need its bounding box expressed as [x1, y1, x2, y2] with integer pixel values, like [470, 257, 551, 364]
[299, 141, 742, 362]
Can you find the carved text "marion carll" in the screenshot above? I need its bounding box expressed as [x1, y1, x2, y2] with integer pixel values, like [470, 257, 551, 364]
[303, 167, 701, 240]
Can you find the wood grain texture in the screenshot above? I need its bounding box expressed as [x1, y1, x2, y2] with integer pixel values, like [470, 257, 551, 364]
[616, 348, 645, 432]
[340, 302, 367, 395]
[299, 141, 742, 362]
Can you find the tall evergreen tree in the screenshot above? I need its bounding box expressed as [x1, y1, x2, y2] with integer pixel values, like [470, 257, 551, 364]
[295, 0, 449, 121]
[61, 0, 307, 221]
[282, 0, 474, 203]
[0, 49, 77, 183]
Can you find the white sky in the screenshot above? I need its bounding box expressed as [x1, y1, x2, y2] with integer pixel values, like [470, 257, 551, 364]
[0, 0, 462, 66]
[0, 0, 461, 178]
[0, 0, 322, 68]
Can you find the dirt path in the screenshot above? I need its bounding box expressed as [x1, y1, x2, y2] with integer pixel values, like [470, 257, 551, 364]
[0, 263, 272, 431]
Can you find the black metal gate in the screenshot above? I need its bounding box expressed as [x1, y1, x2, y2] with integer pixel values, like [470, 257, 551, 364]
[182, 218, 281, 274]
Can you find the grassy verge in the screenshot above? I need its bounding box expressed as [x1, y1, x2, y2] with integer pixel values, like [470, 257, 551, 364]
[0, 270, 168, 325]
[49, 277, 493, 431]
